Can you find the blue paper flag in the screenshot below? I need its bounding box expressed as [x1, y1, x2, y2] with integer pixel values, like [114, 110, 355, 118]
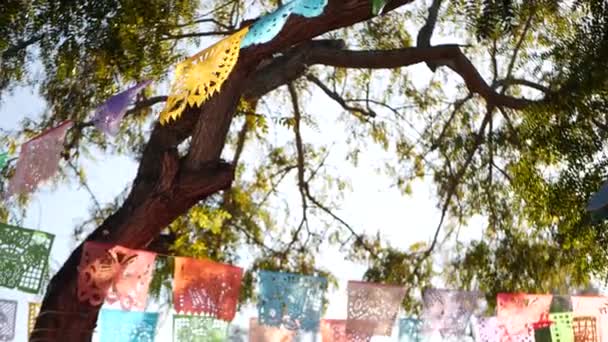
[99, 309, 158, 342]
[258, 270, 327, 332]
[293, 0, 328, 17]
[399, 318, 423, 342]
[241, 2, 296, 48]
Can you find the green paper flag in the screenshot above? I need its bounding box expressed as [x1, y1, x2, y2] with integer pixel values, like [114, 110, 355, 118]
[372, 0, 388, 15]
[0, 223, 54, 293]
[549, 312, 574, 342]
[173, 315, 229, 342]
[0, 152, 7, 170]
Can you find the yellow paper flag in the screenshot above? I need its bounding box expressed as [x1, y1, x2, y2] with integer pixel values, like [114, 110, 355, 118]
[160, 27, 249, 125]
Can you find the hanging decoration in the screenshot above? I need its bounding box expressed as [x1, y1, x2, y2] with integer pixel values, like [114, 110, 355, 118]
[240, 3, 295, 48]
[77, 242, 156, 310]
[320, 319, 372, 342]
[257, 270, 326, 331]
[371, 0, 389, 15]
[0, 223, 54, 294]
[421, 288, 479, 336]
[292, 0, 328, 18]
[345, 281, 406, 336]
[249, 318, 296, 342]
[172, 315, 229, 342]
[160, 27, 248, 125]
[496, 293, 553, 336]
[572, 295, 608, 342]
[28, 302, 41, 338]
[572, 315, 598, 341]
[173, 257, 243, 321]
[99, 309, 159, 342]
[6, 120, 73, 197]
[0, 300, 17, 342]
[549, 312, 574, 342]
[91, 80, 152, 136]
[398, 318, 423, 342]
[0, 152, 7, 170]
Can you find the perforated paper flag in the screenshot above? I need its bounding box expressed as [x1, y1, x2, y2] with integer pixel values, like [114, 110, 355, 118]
[549, 312, 574, 342]
[92, 80, 152, 136]
[173, 315, 229, 342]
[173, 257, 243, 321]
[0, 152, 8, 170]
[249, 318, 296, 342]
[0, 223, 54, 293]
[320, 319, 371, 342]
[497, 293, 553, 336]
[28, 302, 41, 338]
[160, 28, 248, 124]
[421, 288, 479, 336]
[77, 242, 156, 310]
[398, 318, 423, 342]
[241, 2, 294, 48]
[292, 0, 328, 18]
[258, 270, 326, 331]
[345, 281, 406, 336]
[99, 309, 158, 342]
[572, 295, 608, 342]
[0, 300, 17, 341]
[7, 120, 73, 197]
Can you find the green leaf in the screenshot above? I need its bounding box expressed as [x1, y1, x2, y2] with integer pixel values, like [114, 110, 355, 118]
[371, 0, 388, 15]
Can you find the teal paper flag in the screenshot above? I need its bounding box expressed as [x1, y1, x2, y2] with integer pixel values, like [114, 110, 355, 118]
[99, 309, 158, 342]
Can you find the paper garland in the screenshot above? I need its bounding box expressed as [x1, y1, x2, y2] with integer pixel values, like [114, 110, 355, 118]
[91, 80, 152, 136]
[345, 281, 406, 336]
[496, 293, 553, 336]
[421, 288, 479, 336]
[0, 223, 54, 294]
[172, 315, 229, 342]
[99, 309, 159, 342]
[77, 242, 156, 310]
[572, 295, 608, 342]
[249, 317, 296, 342]
[28, 302, 41, 338]
[173, 257, 243, 320]
[160, 27, 248, 125]
[257, 270, 326, 331]
[0, 300, 17, 341]
[7, 120, 73, 197]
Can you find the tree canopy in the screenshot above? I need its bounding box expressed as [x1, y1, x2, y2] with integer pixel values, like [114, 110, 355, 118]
[1, 0, 608, 338]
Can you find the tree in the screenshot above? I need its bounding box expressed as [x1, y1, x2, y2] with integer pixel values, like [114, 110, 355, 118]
[0, 0, 607, 339]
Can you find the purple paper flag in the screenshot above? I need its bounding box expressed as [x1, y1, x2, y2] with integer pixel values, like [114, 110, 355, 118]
[92, 80, 151, 136]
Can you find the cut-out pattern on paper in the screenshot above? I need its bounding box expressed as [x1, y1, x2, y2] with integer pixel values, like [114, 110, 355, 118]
[398, 318, 423, 342]
[160, 28, 248, 124]
[549, 312, 574, 342]
[0, 223, 54, 294]
[497, 293, 553, 336]
[7, 120, 73, 197]
[320, 319, 371, 342]
[345, 281, 406, 336]
[421, 288, 479, 336]
[92, 80, 152, 136]
[241, 2, 295, 48]
[99, 309, 158, 342]
[573, 316, 598, 342]
[172, 315, 229, 342]
[28, 302, 41, 337]
[293, 0, 328, 17]
[258, 270, 326, 331]
[77, 242, 156, 310]
[572, 296, 608, 342]
[173, 257, 243, 321]
[249, 318, 296, 342]
[0, 300, 17, 341]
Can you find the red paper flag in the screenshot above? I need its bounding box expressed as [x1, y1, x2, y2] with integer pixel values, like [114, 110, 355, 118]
[496, 293, 552, 336]
[346, 281, 406, 336]
[77, 242, 156, 311]
[249, 318, 295, 342]
[7, 120, 73, 197]
[173, 257, 243, 321]
[320, 319, 371, 342]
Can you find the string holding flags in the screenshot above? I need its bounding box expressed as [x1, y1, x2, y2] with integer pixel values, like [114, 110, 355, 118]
[159, 27, 248, 125]
[345, 281, 406, 336]
[99, 309, 159, 342]
[0, 223, 54, 294]
[91, 80, 152, 136]
[77, 242, 156, 310]
[6, 120, 73, 197]
[0, 299, 17, 342]
[257, 270, 327, 331]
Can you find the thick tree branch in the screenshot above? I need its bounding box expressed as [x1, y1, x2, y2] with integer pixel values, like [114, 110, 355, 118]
[416, 0, 443, 71]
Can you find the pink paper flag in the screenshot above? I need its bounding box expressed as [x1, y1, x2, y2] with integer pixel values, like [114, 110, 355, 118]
[320, 319, 371, 342]
[249, 318, 295, 342]
[496, 293, 552, 336]
[421, 288, 479, 336]
[91, 80, 151, 136]
[77, 242, 156, 311]
[572, 295, 608, 341]
[473, 316, 534, 342]
[345, 281, 406, 336]
[7, 120, 73, 197]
